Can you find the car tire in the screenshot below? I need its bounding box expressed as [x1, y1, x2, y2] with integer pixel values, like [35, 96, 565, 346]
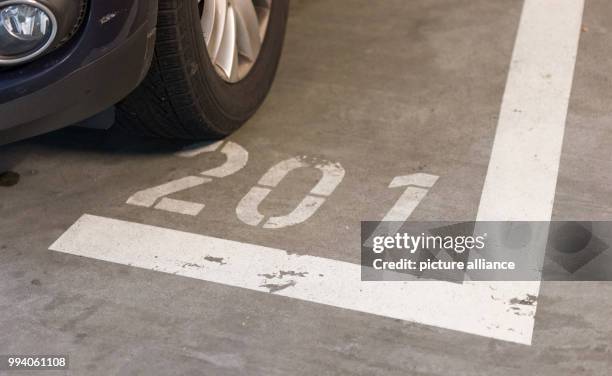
[116, 0, 288, 139]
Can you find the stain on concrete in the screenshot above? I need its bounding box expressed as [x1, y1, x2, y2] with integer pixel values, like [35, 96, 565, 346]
[44, 294, 83, 311]
[259, 270, 309, 279]
[296, 155, 344, 172]
[508, 305, 534, 317]
[10, 270, 24, 278]
[260, 281, 297, 293]
[510, 294, 537, 306]
[74, 332, 88, 344]
[31, 279, 41, 286]
[183, 262, 203, 268]
[0, 171, 20, 187]
[60, 302, 103, 332]
[281, 270, 307, 277]
[204, 256, 226, 265]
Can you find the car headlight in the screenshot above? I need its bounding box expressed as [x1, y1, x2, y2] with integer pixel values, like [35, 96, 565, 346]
[0, 0, 57, 65]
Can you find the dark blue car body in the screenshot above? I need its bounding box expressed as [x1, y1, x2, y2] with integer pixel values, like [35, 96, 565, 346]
[0, 0, 158, 144]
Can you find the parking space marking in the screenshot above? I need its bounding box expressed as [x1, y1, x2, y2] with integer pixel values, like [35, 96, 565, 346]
[51, 214, 537, 344]
[49, 0, 584, 345]
[477, 0, 584, 221]
[472, 0, 585, 343]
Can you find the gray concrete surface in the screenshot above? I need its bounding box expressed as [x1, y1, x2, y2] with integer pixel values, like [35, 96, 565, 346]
[1, 0, 612, 374]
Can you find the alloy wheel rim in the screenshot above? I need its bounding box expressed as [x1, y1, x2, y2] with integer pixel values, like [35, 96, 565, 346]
[198, 0, 271, 83]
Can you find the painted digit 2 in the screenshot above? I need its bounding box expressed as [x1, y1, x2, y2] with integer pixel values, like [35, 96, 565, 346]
[236, 156, 345, 229]
[126, 141, 248, 216]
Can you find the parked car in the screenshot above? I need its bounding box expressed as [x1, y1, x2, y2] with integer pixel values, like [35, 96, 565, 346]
[0, 0, 288, 145]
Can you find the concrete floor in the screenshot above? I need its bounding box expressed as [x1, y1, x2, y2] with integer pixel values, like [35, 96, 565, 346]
[1, 0, 612, 374]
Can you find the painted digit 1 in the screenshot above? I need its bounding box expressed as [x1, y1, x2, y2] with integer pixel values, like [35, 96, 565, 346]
[364, 173, 439, 246]
[236, 156, 345, 229]
[126, 140, 249, 216]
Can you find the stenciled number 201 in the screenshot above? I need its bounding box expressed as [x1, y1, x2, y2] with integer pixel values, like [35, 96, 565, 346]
[127, 141, 437, 229]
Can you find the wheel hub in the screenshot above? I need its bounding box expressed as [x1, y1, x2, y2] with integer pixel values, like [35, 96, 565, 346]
[199, 0, 271, 83]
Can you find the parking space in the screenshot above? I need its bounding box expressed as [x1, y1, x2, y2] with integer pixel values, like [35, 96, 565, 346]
[2, 0, 612, 374]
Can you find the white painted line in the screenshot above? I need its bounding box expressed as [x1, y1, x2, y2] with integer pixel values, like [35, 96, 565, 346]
[235, 187, 269, 226]
[200, 142, 250, 178]
[473, 0, 585, 344]
[176, 141, 250, 178]
[264, 196, 326, 229]
[155, 198, 205, 216]
[477, 0, 584, 221]
[50, 214, 537, 344]
[384, 174, 439, 221]
[126, 176, 211, 208]
[364, 174, 438, 247]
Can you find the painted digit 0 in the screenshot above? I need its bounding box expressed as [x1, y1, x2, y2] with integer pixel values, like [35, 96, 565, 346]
[236, 156, 345, 229]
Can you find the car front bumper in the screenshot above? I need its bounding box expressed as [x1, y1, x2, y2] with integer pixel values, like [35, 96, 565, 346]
[0, 0, 158, 145]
